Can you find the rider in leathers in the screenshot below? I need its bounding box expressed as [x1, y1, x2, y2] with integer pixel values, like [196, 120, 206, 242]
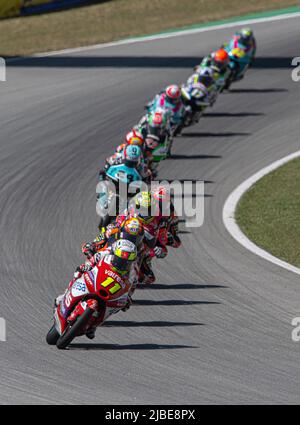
[55, 238, 138, 339]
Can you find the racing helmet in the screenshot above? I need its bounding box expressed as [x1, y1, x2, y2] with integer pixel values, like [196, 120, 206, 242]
[129, 191, 157, 224]
[123, 145, 142, 168]
[152, 185, 171, 216]
[165, 84, 181, 105]
[125, 130, 144, 147]
[212, 48, 229, 71]
[120, 217, 144, 244]
[151, 185, 171, 203]
[238, 28, 253, 45]
[111, 239, 137, 274]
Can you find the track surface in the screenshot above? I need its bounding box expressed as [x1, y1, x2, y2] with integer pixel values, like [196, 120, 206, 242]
[0, 18, 300, 404]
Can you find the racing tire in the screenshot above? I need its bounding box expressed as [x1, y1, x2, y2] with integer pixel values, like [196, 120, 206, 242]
[46, 324, 60, 345]
[56, 307, 94, 350]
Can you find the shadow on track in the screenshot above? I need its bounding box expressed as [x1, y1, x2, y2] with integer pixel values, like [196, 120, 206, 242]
[7, 56, 201, 68]
[133, 300, 219, 306]
[182, 132, 250, 138]
[137, 283, 227, 290]
[6, 56, 292, 69]
[173, 193, 213, 198]
[161, 179, 214, 184]
[103, 320, 203, 327]
[169, 154, 221, 159]
[253, 57, 291, 68]
[203, 112, 265, 117]
[69, 343, 198, 350]
[229, 88, 288, 93]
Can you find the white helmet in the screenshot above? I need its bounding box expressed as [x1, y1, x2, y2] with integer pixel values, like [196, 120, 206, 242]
[111, 239, 137, 273]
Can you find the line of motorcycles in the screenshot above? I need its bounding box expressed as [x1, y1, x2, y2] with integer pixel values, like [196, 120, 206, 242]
[46, 29, 256, 349]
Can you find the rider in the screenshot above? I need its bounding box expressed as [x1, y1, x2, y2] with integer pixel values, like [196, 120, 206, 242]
[151, 185, 181, 249]
[198, 48, 230, 74]
[146, 84, 187, 132]
[187, 70, 218, 106]
[137, 108, 171, 142]
[197, 48, 231, 91]
[234, 28, 256, 60]
[181, 68, 213, 118]
[224, 28, 256, 65]
[55, 238, 138, 339]
[99, 144, 151, 182]
[136, 108, 172, 172]
[115, 129, 145, 157]
[82, 216, 145, 261]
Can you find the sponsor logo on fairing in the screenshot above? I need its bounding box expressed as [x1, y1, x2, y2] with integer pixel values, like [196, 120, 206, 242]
[74, 281, 87, 293]
[84, 271, 95, 289]
[71, 280, 88, 297]
[105, 269, 124, 285]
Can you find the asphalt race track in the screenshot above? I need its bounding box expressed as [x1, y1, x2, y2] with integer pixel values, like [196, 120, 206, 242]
[0, 17, 300, 404]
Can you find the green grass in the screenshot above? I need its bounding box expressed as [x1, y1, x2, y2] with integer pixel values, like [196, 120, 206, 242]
[1, 0, 300, 56]
[236, 157, 300, 268]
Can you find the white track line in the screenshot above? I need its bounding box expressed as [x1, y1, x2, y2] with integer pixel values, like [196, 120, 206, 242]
[6, 10, 300, 62]
[223, 151, 300, 276]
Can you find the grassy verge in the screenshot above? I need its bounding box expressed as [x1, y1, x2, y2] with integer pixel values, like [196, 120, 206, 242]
[1, 0, 300, 56]
[236, 157, 300, 268]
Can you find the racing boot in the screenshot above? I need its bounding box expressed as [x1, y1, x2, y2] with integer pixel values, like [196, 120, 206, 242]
[167, 231, 181, 248]
[121, 294, 133, 312]
[139, 258, 156, 284]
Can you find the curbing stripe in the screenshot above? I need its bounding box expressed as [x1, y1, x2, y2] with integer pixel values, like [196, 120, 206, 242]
[6, 7, 300, 62]
[223, 151, 300, 276]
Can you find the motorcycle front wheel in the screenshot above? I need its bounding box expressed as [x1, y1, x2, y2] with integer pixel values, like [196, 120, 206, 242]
[46, 324, 60, 345]
[56, 307, 94, 350]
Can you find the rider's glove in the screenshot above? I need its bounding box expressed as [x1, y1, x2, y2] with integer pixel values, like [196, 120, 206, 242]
[81, 242, 95, 257]
[82, 264, 92, 272]
[153, 246, 166, 258]
[74, 264, 90, 279]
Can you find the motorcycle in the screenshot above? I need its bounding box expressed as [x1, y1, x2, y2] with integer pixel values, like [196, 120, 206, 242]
[96, 163, 144, 230]
[46, 258, 136, 349]
[224, 46, 252, 90]
[180, 83, 211, 127]
[144, 133, 171, 175]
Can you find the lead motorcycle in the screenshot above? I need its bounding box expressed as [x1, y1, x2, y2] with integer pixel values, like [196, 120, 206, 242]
[46, 256, 138, 349]
[223, 46, 252, 90]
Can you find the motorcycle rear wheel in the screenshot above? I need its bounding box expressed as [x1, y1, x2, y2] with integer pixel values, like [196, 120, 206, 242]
[56, 307, 94, 350]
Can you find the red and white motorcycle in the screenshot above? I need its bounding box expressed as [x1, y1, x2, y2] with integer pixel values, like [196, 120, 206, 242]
[46, 257, 136, 349]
